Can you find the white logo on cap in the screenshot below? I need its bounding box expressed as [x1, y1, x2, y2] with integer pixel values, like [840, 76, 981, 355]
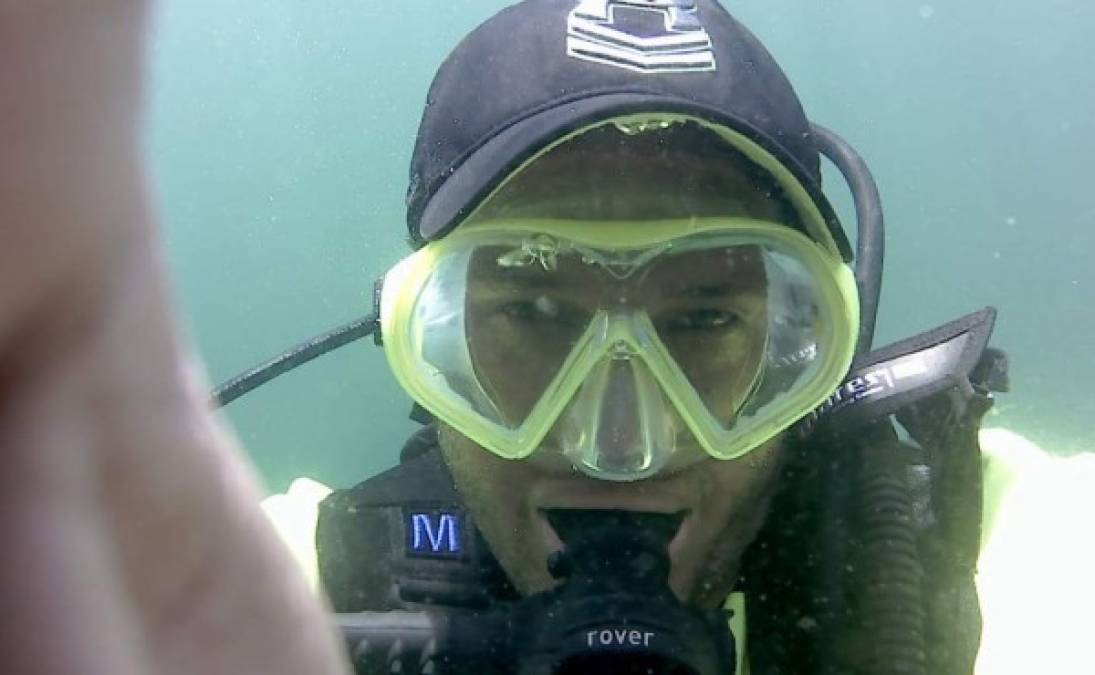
[567, 0, 717, 74]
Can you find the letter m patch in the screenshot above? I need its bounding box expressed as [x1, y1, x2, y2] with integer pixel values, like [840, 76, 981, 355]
[404, 509, 463, 558]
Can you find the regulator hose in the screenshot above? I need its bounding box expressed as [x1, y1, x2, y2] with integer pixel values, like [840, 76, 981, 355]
[211, 313, 377, 407]
[853, 425, 928, 675]
[811, 124, 885, 356]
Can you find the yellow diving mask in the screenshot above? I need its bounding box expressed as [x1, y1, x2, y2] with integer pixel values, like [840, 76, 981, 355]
[380, 217, 858, 481]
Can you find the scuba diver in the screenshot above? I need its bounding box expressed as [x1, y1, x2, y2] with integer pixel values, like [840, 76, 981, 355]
[249, 1, 1017, 673]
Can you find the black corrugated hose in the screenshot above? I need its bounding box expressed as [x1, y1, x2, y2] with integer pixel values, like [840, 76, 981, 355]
[853, 425, 928, 675]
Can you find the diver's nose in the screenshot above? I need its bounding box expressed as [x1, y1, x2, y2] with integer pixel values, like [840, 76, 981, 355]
[595, 359, 645, 471]
[555, 342, 679, 481]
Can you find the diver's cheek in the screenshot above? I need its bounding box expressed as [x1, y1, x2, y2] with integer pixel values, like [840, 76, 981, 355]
[667, 552, 698, 602]
[440, 429, 566, 596]
[658, 462, 724, 601]
[666, 512, 712, 602]
[664, 451, 785, 605]
[494, 512, 564, 596]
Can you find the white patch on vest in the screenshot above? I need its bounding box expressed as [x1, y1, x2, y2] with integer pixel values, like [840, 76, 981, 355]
[567, 0, 717, 74]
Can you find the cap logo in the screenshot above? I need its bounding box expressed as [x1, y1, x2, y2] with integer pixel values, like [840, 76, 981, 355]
[566, 0, 717, 74]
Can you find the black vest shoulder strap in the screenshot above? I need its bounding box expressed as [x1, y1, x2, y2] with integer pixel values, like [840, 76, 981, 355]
[316, 427, 517, 612]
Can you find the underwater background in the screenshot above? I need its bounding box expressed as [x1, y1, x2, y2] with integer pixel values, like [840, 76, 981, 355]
[148, 0, 1095, 493]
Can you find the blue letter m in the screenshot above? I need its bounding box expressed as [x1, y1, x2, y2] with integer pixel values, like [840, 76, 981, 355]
[409, 512, 461, 555]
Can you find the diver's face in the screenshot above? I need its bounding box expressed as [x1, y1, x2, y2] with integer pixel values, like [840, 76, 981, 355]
[440, 125, 792, 606]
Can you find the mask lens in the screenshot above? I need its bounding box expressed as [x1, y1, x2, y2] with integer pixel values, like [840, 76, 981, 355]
[463, 243, 599, 427]
[649, 243, 833, 433]
[647, 244, 770, 428]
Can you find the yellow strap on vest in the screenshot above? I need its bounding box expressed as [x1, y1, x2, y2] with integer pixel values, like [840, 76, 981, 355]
[724, 591, 748, 674]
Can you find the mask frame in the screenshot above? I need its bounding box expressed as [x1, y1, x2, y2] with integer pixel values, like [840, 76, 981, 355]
[379, 218, 858, 472]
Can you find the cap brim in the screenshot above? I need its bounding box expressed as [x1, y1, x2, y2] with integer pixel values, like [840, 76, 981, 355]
[417, 92, 853, 261]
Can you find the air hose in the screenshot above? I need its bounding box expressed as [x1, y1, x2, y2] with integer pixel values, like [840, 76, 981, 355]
[853, 426, 928, 675]
[811, 124, 884, 356]
[211, 313, 377, 407]
[811, 127, 932, 673]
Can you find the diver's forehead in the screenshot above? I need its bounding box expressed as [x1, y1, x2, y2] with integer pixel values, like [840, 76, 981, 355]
[468, 125, 789, 223]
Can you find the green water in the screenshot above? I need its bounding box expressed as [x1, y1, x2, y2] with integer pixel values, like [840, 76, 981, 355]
[148, 1, 1095, 493]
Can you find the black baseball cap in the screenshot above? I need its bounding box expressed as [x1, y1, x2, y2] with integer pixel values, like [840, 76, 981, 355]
[406, 0, 852, 261]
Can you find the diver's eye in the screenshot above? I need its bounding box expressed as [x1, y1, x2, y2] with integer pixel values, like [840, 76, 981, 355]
[662, 309, 742, 332]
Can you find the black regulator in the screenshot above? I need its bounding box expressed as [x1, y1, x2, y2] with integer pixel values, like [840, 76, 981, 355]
[337, 510, 735, 675]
